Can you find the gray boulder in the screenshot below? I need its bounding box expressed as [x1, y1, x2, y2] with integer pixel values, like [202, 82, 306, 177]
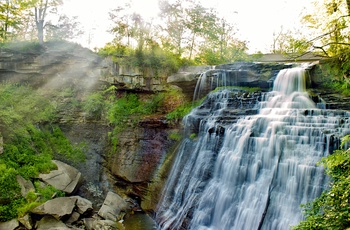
[18, 214, 33, 230]
[35, 216, 70, 230]
[98, 191, 128, 221]
[31, 197, 77, 220]
[71, 195, 93, 215]
[38, 160, 82, 194]
[16, 175, 35, 198]
[66, 211, 80, 225]
[83, 218, 122, 230]
[0, 219, 19, 230]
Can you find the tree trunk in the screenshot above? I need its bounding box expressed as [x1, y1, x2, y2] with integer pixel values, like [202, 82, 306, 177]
[34, 0, 48, 44]
[36, 20, 44, 44]
[189, 33, 195, 60]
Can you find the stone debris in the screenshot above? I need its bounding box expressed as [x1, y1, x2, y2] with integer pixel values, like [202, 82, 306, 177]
[38, 160, 82, 194]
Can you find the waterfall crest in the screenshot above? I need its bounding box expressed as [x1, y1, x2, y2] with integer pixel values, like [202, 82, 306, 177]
[156, 67, 350, 230]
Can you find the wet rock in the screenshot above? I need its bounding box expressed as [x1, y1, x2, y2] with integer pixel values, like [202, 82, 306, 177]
[83, 218, 122, 230]
[0, 219, 19, 230]
[38, 160, 82, 194]
[31, 197, 77, 220]
[98, 191, 128, 221]
[92, 219, 119, 230]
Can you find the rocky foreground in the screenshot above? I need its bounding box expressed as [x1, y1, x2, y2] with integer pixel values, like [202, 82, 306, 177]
[0, 160, 137, 230]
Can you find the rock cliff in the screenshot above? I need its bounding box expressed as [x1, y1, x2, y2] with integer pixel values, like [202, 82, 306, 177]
[0, 41, 348, 229]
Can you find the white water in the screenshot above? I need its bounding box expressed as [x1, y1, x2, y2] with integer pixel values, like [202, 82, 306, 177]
[157, 67, 350, 230]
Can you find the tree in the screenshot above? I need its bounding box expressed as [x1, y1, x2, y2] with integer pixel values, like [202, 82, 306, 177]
[271, 26, 311, 54]
[190, 8, 248, 65]
[45, 14, 83, 41]
[302, 0, 350, 57]
[0, 0, 27, 42]
[158, 0, 187, 56]
[184, 3, 216, 59]
[109, 5, 154, 52]
[300, 0, 350, 91]
[28, 0, 63, 44]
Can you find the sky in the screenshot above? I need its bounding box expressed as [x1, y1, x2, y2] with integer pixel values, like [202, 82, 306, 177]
[62, 0, 314, 53]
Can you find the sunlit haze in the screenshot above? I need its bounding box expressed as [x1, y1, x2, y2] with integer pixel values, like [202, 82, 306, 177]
[62, 0, 314, 53]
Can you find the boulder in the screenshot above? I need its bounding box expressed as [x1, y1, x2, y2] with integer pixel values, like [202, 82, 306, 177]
[71, 195, 93, 215]
[98, 192, 128, 221]
[66, 211, 80, 225]
[16, 175, 35, 197]
[0, 219, 19, 230]
[35, 216, 70, 230]
[92, 219, 119, 230]
[83, 218, 122, 230]
[38, 160, 82, 194]
[31, 197, 77, 220]
[18, 214, 33, 230]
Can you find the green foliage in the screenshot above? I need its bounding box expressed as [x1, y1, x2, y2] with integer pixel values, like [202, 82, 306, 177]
[17, 183, 65, 217]
[48, 126, 86, 163]
[0, 83, 85, 221]
[294, 135, 350, 229]
[0, 84, 55, 136]
[166, 102, 193, 122]
[100, 44, 182, 77]
[166, 97, 204, 123]
[17, 200, 41, 218]
[108, 93, 144, 125]
[195, 41, 249, 65]
[0, 198, 25, 222]
[1, 41, 43, 53]
[83, 92, 106, 120]
[0, 164, 21, 205]
[169, 132, 182, 141]
[34, 181, 65, 201]
[319, 54, 350, 96]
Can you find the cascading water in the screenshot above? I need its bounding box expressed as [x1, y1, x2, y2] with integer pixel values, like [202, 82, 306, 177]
[156, 67, 350, 230]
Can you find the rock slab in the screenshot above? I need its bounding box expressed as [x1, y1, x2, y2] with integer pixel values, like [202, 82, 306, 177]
[98, 191, 128, 221]
[35, 216, 70, 230]
[38, 160, 82, 194]
[31, 197, 77, 220]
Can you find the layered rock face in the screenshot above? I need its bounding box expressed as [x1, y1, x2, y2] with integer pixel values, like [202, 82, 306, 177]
[109, 117, 171, 183]
[0, 42, 103, 90]
[1, 42, 349, 229]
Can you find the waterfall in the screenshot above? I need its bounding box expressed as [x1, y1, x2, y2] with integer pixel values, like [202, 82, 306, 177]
[156, 67, 350, 230]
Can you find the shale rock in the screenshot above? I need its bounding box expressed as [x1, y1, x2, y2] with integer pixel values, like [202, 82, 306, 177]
[35, 216, 70, 230]
[16, 175, 35, 197]
[38, 160, 82, 194]
[0, 219, 19, 230]
[98, 191, 128, 221]
[85, 218, 120, 230]
[18, 214, 33, 230]
[31, 197, 77, 220]
[71, 195, 93, 215]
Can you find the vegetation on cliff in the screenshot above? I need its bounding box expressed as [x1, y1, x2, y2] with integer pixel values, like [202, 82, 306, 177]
[0, 84, 85, 221]
[2, 0, 350, 228]
[294, 135, 350, 229]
